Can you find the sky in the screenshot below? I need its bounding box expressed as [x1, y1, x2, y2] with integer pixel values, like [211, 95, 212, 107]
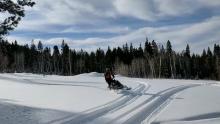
[3, 0, 220, 53]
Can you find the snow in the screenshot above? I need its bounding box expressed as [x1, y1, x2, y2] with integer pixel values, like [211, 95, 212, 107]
[0, 73, 219, 124]
[153, 85, 220, 124]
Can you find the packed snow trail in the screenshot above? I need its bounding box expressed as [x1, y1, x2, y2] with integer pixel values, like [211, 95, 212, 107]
[123, 84, 198, 124]
[49, 83, 198, 124]
[90, 84, 198, 124]
[48, 83, 150, 124]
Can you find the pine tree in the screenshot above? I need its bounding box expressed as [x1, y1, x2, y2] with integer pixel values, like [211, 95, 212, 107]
[214, 44, 220, 80]
[30, 40, 36, 51]
[62, 43, 70, 75]
[30, 40, 37, 72]
[199, 49, 208, 79]
[207, 47, 215, 79]
[164, 40, 173, 78]
[105, 46, 112, 66]
[137, 44, 144, 58]
[151, 40, 158, 57]
[37, 41, 43, 73]
[144, 41, 153, 57]
[89, 51, 96, 72]
[166, 40, 172, 55]
[37, 41, 43, 52]
[0, 0, 35, 38]
[43, 47, 52, 74]
[96, 48, 105, 72]
[52, 45, 60, 74]
[184, 44, 191, 78]
[185, 44, 190, 58]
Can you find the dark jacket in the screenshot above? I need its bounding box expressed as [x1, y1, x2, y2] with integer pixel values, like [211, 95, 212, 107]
[104, 70, 114, 82]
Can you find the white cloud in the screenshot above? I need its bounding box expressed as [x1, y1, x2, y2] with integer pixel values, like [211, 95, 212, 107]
[155, 0, 199, 16]
[114, 0, 157, 21]
[62, 26, 131, 34]
[5, 0, 220, 54]
[13, 0, 118, 33]
[12, 0, 220, 33]
[114, 0, 220, 21]
[198, 0, 220, 7]
[6, 36, 31, 45]
[23, 15, 219, 54]
[32, 0, 117, 25]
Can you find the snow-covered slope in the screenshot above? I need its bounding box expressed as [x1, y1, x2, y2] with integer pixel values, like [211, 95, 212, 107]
[0, 73, 219, 124]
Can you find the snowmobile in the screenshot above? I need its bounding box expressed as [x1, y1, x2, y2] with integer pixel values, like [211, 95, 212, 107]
[109, 79, 131, 90]
[104, 67, 131, 90]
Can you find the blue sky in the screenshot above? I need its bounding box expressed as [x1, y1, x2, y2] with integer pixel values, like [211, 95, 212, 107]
[5, 0, 220, 53]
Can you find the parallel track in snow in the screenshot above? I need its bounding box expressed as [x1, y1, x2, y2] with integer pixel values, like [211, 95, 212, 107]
[122, 84, 199, 124]
[48, 82, 198, 124]
[48, 83, 149, 124]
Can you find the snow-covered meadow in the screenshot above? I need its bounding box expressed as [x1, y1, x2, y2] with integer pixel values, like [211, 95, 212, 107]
[0, 73, 219, 124]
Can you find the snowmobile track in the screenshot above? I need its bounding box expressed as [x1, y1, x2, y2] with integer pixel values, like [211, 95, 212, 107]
[122, 84, 199, 124]
[48, 83, 149, 124]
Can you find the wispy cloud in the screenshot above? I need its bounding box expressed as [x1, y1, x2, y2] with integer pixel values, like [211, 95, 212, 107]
[5, 0, 220, 54]
[62, 26, 131, 34]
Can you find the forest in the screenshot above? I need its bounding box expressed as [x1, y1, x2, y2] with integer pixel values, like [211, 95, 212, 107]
[0, 0, 219, 80]
[0, 38, 219, 80]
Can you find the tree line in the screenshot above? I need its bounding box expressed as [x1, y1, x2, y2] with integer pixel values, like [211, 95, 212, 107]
[0, 38, 219, 80]
[1, 1, 219, 80]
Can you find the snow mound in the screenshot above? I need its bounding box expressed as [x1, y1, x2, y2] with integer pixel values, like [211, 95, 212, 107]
[74, 72, 104, 77]
[87, 72, 104, 77]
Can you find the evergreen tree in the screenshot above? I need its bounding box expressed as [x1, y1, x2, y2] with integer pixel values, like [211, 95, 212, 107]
[144, 41, 153, 57]
[0, 0, 35, 38]
[184, 44, 191, 78]
[89, 51, 96, 72]
[164, 40, 173, 78]
[151, 40, 158, 57]
[37, 41, 43, 73]
[96, 48, 105, 72]
[43, 47, 51, 74]
[160, 45, 165, 55]
[37, 41, 43, 52]
[166, 40, 172, 55]
[105, 46, 112, 66]
[199, 49, 208, 79]
[185, 44, 190, 58]
[30, 40, 38, 72]
[137, 44, 144, 58]
[52, 45, 60, 74]
[207, 47, 215, 78]
[62, 43, 70, 75]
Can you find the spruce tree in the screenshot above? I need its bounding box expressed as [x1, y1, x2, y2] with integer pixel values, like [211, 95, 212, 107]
[151, 40, 158, 57]
[166, 40, 172, 55]
[52, 45, 60, 74]
[185, 44, 190, 58]
[37, 41, 43, 73]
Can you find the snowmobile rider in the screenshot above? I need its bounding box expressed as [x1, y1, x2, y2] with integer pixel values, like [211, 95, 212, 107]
[104, 68, 114, 89]
[104, 68, 130, 90]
